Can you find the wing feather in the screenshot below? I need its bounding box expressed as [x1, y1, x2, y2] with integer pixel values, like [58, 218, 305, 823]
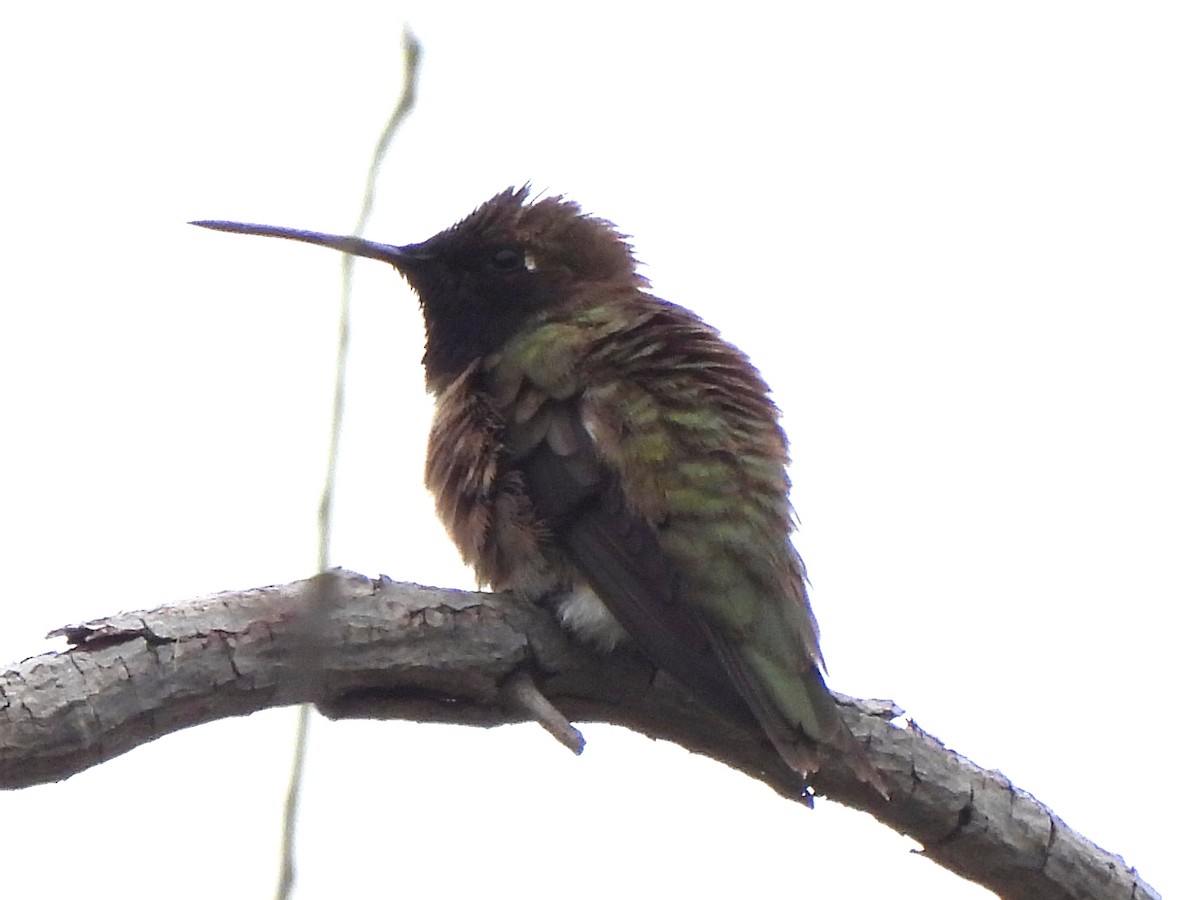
[486, 301, 884, 791]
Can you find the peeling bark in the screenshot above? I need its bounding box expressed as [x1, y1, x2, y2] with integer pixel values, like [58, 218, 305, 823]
[0, 570, 1158, 900]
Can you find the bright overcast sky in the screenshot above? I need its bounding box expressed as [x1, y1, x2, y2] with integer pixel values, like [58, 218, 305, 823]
[2, 3, 1195, 897]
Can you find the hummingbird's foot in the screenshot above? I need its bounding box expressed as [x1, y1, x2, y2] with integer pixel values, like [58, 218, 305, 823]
[501, 668, 586, 755]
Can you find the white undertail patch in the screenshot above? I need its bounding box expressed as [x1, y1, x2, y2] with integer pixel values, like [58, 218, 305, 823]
[554, 584, 626, 652]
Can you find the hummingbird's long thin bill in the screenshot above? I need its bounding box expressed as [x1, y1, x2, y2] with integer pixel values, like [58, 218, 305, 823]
[189, 220, 417, 265]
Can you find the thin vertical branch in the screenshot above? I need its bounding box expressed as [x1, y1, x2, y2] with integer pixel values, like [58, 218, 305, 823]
[275, 26, 423, 900]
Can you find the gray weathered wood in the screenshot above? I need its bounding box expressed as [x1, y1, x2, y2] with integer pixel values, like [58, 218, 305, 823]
[0, 570, 1157, 900]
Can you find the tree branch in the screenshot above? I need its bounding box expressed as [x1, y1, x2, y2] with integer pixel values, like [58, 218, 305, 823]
[0, 570, 1157, 900]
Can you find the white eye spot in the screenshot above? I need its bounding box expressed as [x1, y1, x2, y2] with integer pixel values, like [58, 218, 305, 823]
[491, 247, 537, 273]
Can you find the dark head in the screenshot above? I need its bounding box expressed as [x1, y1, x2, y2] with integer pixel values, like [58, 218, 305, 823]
[192, 187, 645, 387]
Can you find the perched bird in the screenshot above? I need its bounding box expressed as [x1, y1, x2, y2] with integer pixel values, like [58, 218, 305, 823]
[192, 188, 884, 794]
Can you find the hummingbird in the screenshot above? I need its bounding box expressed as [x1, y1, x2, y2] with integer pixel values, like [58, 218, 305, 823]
[192, 187, 884, 795]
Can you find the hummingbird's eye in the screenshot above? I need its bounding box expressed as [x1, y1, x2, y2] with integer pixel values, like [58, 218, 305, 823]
[490, 247, 527, 272]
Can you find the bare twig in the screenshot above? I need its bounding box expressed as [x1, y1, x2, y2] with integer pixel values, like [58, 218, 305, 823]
[277, 25, 423, 900]
[502, 668, 586, 754]
[2, 571, 1159, 900]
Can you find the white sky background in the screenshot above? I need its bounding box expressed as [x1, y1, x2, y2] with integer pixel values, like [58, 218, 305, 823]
[1, 2, 1195, 897]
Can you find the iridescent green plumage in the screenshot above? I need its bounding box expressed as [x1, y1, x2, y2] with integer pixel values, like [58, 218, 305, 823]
[192, 187, 885, 795]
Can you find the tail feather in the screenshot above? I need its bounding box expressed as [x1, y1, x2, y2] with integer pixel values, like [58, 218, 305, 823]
[704, 625, 889, 798]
